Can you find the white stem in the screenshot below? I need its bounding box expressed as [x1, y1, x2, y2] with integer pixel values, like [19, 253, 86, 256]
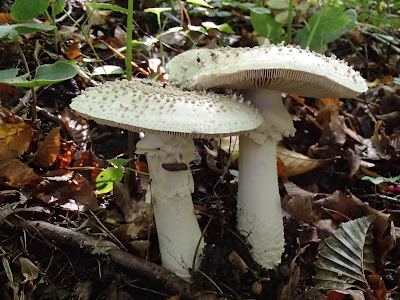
[237, 89, 295, 269]
[136, 134, 205, 280]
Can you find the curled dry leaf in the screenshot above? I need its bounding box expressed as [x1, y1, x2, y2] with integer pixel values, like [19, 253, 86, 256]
[61, 107, 90, 150]
[33, 127, 61, 167]
[0, 155, 39, 188]
[277, 145, 338, 177]
[31, 170, 98, 210]
[19, 257, 38, 283]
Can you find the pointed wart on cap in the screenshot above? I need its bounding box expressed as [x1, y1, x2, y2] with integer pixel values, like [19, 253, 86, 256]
[70, 79, 264, 137]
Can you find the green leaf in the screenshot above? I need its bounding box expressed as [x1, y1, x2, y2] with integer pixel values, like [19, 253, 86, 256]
[156, 26, 183, 39]
[85, 3, 128, 13]
[202, 21, 235, 34]
[96, 167, 124, 194]
[266, 0, 288, 9]
[186, 0, 212, 8]
[188, 25, 208, 35]
[11, 0, 50, 21]
[361, 176, 385, 185]
[92, 65, 124, 76]
[248, 6, 271, 14]
[250, 11, 284, 41]
[107, 158, 133, 168]
[0, 24, 55, 41]
[362, 175, 400, 185]
[394, 77, 400, 86]
[295, 7, 356, 53]
[53, 0, 67, 15]
[144, 7, 172, 28]
[0, 61, 77, 87]
[314, 215, 375, 291]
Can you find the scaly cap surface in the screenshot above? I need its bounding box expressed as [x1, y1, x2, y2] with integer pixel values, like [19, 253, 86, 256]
[70, 79, 263, 138]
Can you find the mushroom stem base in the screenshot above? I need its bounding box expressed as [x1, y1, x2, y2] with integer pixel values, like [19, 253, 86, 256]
[237, 133, 284, 269]
[136, 134, 204, 281]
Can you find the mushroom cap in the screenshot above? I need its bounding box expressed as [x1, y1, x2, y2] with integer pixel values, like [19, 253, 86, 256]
[70, 79, 263, 138]
[166, 44, 368, 98]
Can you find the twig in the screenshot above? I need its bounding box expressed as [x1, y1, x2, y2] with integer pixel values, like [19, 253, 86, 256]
[191, 216, 212, 282]
[2, 219, 191, 298]
[100, 40, 150, 77]
[357, 194, 400, 205]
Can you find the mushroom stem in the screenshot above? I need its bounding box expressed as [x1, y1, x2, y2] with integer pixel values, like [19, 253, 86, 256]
[136, 133, 205, 281]
[237, 89, 295, 269]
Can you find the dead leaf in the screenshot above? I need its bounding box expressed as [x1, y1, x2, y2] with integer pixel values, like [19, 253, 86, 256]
[61, 107, 90, 150]
[54, 141, 77, 169]
[326, 289, 365, 300]
[277, 156, 287, 178]
[282, 194, 315, 223]
[65, 42, 82, 61]
[316, 98, 340, 111]
[73, 150, 104, 182]
[366, 273, 387, 300]
[72, 281, 92, 300]
[277, 145, 338, 177]
[19, 257, 38, 283]
[33, 127, 61, 167]
[0, 122, 33, 156]
[167, 295, 181, 300]
[32, 170, 98, 210]
[228, 251, 248, 275]
[0, 13, 15, 25]
[0, 155, 39, 188]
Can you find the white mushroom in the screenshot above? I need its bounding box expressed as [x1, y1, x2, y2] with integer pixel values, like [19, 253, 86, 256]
[166, 44, 368, 269]
[70, 79, 264, 280]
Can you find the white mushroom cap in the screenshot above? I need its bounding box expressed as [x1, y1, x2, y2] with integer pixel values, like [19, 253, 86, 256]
[166, 44, 368, 98]
[70, 79, 264, 138]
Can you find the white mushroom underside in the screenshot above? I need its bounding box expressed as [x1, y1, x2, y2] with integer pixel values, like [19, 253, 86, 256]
[166, 44, 368, 97]
[136, 134, 204, 280]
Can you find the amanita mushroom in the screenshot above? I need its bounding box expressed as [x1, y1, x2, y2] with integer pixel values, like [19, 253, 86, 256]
[166, 44, 368, 269]
[70, 79, 263, 279]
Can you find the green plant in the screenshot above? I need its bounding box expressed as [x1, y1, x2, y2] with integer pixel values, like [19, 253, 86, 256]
[0, 23, 77, 121]
[295, 6, 357, 53]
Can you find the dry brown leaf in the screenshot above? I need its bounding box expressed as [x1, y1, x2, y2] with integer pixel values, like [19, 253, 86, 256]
[19, 257, 38, 283]
[32, 170, 98, 210]
[0, 13, 15, 25]
[167, 295, 181, 300]
[0, 122, 33, 156]
[61, 107, 90, 149]
[326, 289, 365, 300]
[65, 42, 82, 60]
[316, 97, 340, 110]
[0, 155, 39, 188]
[366, 273, 387, 300]
[277, 145, 338, 177]
[33, 127, 61, 167]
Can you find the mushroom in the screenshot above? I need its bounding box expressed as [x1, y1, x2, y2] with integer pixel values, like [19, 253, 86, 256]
[166, 44, 368, 269]
[70, 79, 264, 280]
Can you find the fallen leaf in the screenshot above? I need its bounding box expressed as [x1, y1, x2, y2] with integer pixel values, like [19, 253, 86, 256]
[326, 289, 364, 300]
[73, 150, 104, 182]
[228, 251, 248, 274]
[61, 107, 90, 150]
[0, 155, 39, 188]
[33, 127, 61, 167]
[167, 295, 181, 300]
[0, 122, 33, 156]
[277, 145, 338, 177]
[282, 194, 316, 223]
[19, 257, 38, 283]
[54, 141, 77, 169]
[0, 13, 15, 25]
[366, 273, 387, 300]
[32, 170, 98, 210]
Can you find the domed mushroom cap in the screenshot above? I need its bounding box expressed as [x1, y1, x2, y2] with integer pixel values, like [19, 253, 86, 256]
[70, 79, 263, 138]
[166, 44, 368, 98]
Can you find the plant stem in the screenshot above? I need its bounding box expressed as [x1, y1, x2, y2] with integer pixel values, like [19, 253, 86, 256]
[286, 0, 293, 44]
[15, 41, 38, 122]
[126, 0, 134, 81]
